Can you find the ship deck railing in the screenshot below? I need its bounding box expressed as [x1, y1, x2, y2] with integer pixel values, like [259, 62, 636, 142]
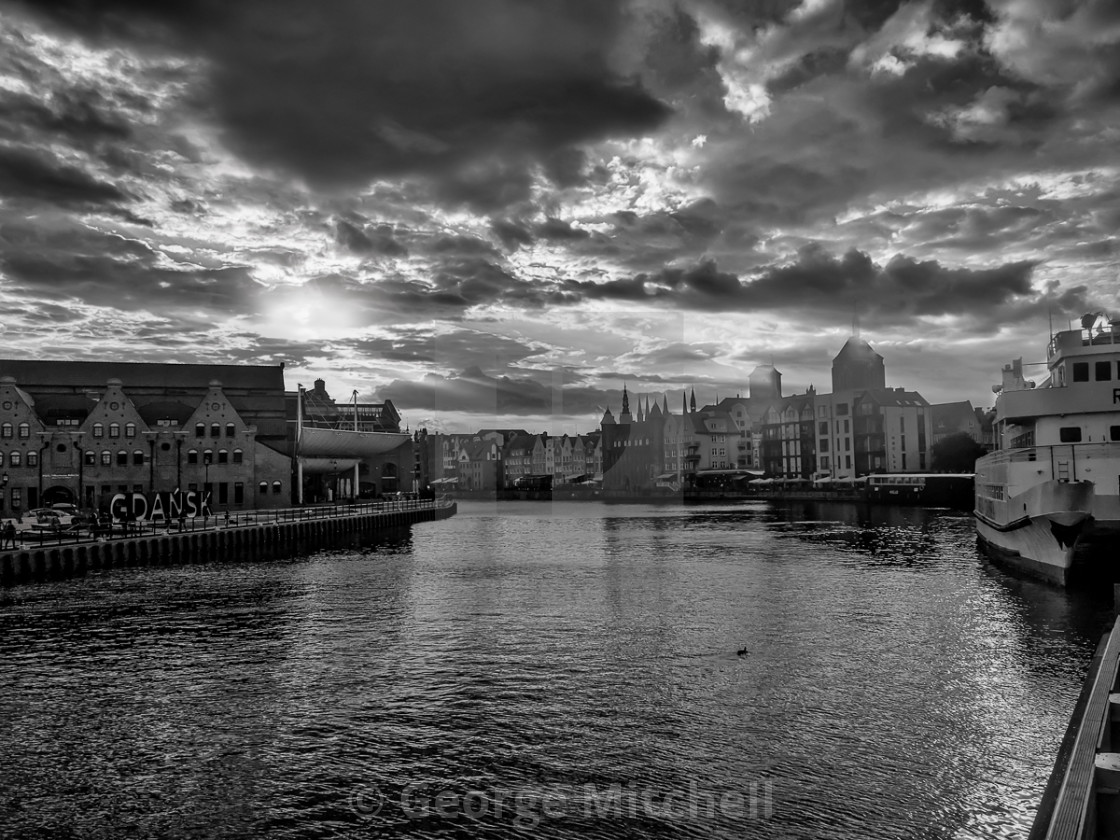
[983, 443, 1119, 467]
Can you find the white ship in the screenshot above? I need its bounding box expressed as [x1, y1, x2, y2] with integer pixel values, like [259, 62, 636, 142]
[974, 313, 1120, 585]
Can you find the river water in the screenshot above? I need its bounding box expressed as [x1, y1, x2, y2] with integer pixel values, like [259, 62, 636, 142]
[0, 500, 1111, 839]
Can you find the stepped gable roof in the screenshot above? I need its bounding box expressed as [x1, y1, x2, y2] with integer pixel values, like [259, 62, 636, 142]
[931, 400, 976, 431]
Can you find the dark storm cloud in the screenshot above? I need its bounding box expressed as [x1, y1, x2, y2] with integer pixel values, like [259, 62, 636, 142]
[0, 145, 128, 206]
[0, 220, 258, 313]
[347, 329, 546, 372]
[552, 246, 1079, 326]
[334, 218, 408, 257]
[490, 219, 535, 251]
[0, 88, 133, 147]
[23, 0, 670, 205]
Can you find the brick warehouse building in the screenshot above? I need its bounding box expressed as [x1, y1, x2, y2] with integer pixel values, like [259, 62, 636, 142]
[0, 360, 292, 515]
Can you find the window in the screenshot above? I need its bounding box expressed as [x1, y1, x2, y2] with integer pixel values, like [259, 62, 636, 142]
[133, 450, 144, 465]
[226, 423, 236, 437]
[836, 404, 849, 416]
[272, 481, 282, 494]
[11, 489, 21, 510]
[232, 449, 243, 464]
[234, 482, 244, 504]
[210, 423, 220, 438]
[1111, 426, 1120, 442]
[84, 451, 95, 466]
[820, 439, 829, 452]
[125, 423, 136, 438]
[1059, 426, 1082, 443]
[0, 424, 11, 438]
[196, 423, 205, 437]
[101, 451, 111, 466]
[900, 416, 906, 432]
[117, 450, 128, 466]
[9, 451, 20, 467]
[203, 450, 213, 464]
[845, 455, 851, 469]
[92, 423, 104, 437]
[844, 419, 850, 433]
[259, 481, 268, 495]
[218, 449, 228, 464]
[218, 482, 229, 504]
[0, 452, 4, 466]
[109, 423, 120, 438]
[1072, 362, 1089, 382]
[188, 449, 199, 464]
[1096, 361, 1112, 381]
[17, 422, 29, 438]
[27, 451, 37, 467]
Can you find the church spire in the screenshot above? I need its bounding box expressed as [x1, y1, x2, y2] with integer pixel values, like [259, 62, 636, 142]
[682, 390, 687, 416]
[662, 394, 669, 415]
[689, 388, 696, 413]
[621, 384, 630, 416]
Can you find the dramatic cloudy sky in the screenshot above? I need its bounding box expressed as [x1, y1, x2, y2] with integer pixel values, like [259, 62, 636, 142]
[1, 0, 1117, 432]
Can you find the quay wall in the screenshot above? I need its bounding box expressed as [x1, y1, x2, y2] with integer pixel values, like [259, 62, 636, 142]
[0, 501, 457, 587]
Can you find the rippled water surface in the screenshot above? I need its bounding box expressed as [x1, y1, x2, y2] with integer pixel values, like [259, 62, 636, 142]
[0, 500, 1111, 839]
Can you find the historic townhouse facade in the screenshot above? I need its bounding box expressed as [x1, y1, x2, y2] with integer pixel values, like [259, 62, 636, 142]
[0, 361, 292, 515]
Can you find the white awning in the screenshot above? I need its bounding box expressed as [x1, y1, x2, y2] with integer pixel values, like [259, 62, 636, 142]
[299, 427, 410, 458]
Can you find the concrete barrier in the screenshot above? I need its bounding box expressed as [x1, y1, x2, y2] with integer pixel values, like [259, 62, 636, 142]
[0, 501, 456, 585]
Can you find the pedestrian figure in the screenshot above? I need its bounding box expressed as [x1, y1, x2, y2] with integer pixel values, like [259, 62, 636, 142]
[2, 521, 15, 549]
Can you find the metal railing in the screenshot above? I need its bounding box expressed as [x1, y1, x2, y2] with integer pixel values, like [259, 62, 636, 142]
[0, 496, 455, 551]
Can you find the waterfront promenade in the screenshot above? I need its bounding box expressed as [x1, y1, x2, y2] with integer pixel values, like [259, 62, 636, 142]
[0, 497, 457, 586]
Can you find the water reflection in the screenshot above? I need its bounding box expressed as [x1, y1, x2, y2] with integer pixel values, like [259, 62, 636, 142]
[0, 500, 1109, 840]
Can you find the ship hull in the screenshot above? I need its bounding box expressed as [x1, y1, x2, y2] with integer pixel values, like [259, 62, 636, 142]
[974, 477, 1094, 586]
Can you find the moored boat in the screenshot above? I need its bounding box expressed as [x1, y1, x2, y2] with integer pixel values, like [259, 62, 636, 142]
[975, 313, 1120, 585]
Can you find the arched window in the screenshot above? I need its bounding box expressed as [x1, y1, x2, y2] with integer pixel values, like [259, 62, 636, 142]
[210, 423, 220, 438]
[9, 451, 20, 467]
[272, 481, 282, 494]
[109, 423, 120, 438]
[232, 449, 243, 464]
[17, 422, 29, 438]
[92, 423, 104, 438]
[116, 450, 128, 466]
[195, 423, 205, 437]
[101, 450, 111, 466]
[0, 424, 11, 438]
[84, 451, 95, 466]
[226, 423, 236, 437]
[217, 449, 228, 464]
[258, 481, 268, 495]
[203, 449, 213, 464]
[133, 450, 144, 465]
[187, 449, 199, 464]
[125, 423, 136, 438]
[27, 451, 38, 467]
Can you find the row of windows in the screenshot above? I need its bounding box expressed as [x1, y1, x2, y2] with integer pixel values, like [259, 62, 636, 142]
[0, 451, 37, 467]
[187, 449, 244, 464]
[196, 423, 238, 438]
[2, 421, 244, 439]
[1059, 426, 1120, 443]
[0, 423, 31, 438]
[1070, 361, 1118, 383]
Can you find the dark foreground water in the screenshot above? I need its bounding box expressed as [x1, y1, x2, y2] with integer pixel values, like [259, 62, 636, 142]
[0, 500, 1112, 839]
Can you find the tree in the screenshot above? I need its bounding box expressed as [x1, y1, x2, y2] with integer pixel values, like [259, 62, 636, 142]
[931, 432, 987, 473]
